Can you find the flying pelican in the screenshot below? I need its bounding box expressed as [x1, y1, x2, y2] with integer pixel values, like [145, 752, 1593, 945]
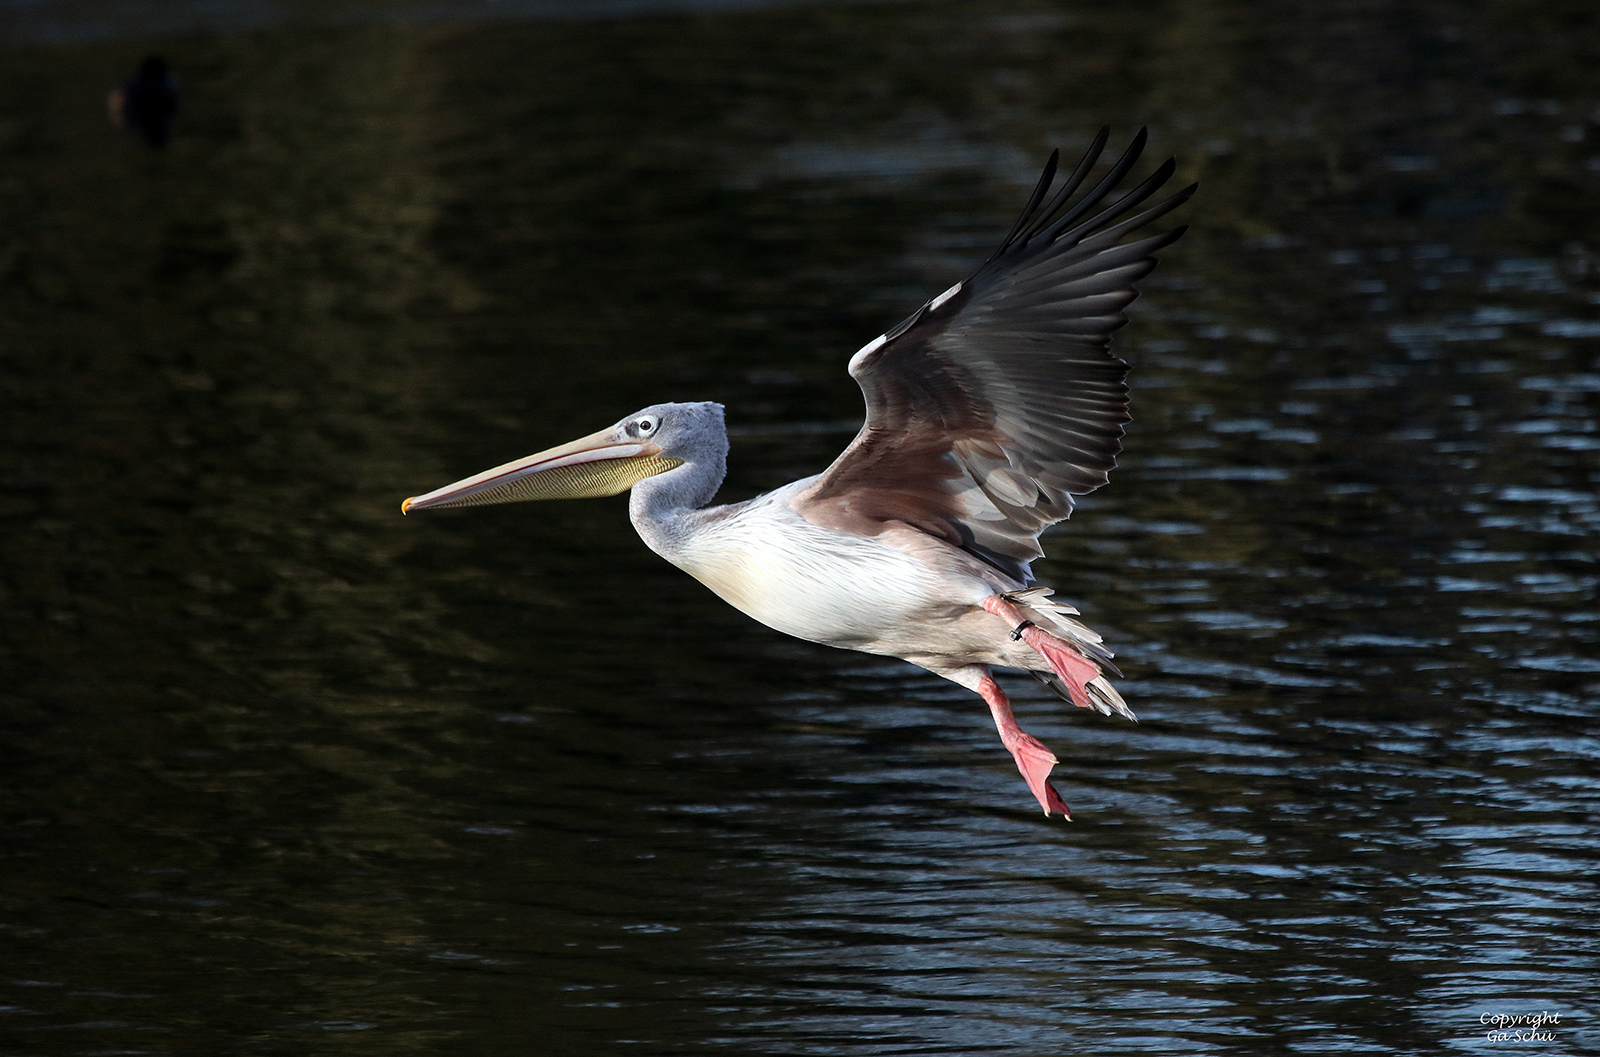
[404, 129, 1193, 818]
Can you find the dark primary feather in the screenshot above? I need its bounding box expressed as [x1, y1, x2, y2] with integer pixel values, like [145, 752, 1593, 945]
[795, 129, 1194, 582]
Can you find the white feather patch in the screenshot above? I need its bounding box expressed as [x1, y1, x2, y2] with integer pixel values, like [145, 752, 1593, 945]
[928, 282, 962, 310]
[847, 333, 888, 373]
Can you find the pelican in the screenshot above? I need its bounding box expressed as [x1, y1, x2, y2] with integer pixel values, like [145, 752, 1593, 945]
[404, 129, 1193, 818]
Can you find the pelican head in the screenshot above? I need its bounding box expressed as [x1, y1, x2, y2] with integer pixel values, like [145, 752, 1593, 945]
[402, 401, 727, 514]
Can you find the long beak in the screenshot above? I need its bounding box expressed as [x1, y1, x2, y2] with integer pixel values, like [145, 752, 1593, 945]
[402, 426, 682, 514]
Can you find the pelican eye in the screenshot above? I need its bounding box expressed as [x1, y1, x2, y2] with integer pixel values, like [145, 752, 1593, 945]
[635, 416, 660, 436]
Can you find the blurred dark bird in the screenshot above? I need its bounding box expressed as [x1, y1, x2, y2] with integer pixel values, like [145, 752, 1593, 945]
[403, 129, 1193, 818]
[109, 55, 178, 149]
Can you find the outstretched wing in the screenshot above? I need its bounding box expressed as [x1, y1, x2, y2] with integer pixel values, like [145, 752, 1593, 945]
[792, 128, 1193, 582]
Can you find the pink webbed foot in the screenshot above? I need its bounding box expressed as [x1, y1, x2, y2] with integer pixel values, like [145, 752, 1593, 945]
[982, 595, 1103, 711]
[1003, 730, 1072, 818]
[975, 671, 1072, 819]
[1019, 629, 1102, 710]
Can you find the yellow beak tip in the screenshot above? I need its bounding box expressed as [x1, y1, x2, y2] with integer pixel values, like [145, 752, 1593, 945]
[401, 497, 415, 515]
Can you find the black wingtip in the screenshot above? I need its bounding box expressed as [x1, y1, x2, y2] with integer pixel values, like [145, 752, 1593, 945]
[997, 130, 1120, 258]
[980, 131, 1193, 288]
[998, 148, 1062, 252]
[1027, 133, 1177, 249]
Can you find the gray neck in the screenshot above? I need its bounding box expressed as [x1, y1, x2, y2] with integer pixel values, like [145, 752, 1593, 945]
[628, 452, 727, 564]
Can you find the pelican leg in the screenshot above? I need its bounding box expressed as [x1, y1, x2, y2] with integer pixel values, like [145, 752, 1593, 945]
[983, 595, 1101, 711]
[974, 670, 1072, 819]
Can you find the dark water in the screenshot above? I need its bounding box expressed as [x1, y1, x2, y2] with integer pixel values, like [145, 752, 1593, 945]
[2, 2, 1598, 1054]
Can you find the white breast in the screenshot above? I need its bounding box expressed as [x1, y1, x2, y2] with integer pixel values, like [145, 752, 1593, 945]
[666, 490, 961, 653]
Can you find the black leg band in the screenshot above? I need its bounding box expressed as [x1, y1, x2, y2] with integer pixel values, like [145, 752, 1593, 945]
[1009, 620, 1035, 641]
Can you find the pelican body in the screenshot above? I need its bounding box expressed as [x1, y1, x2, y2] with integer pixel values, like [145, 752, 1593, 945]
[405, 130, 1193, 817]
